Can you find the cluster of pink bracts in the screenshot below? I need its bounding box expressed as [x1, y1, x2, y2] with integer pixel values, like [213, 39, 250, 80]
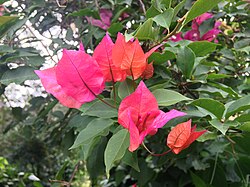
[36, 23, 207, 154]
[171, 13, 221, 43]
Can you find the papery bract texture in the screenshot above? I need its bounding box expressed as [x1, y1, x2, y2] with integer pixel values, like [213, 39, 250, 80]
[166, 120, 207, 154]
[118, 81, 186, 152]
[112, 33, 159, 80]
[35, 68, 82, 108]
[141, 63, 154, 79]
[93, 33, 126, 82]
[56, 46, 105, 103]
[86, 9, 112, 30]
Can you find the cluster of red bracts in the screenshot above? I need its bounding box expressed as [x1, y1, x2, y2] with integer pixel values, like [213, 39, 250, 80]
[35, 33, 206, 155]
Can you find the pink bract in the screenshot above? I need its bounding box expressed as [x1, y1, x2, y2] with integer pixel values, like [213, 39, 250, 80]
[86, 9, 112, 30]
[118, 81, 186, 152]
[35, 44, 105, 108]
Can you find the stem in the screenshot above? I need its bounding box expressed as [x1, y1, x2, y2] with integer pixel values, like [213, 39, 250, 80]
[112, 81, 117, 107]
[138, 0, 146, 15]
[25, 24, 58, 64]
[149, 15, 186, 50]
[142, 142, 172, 156]
[130, 68, 137, 91]
[209, 152, 218, 184]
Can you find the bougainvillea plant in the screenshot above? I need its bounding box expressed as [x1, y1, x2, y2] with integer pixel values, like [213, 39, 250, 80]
[35, 3, 220, 176]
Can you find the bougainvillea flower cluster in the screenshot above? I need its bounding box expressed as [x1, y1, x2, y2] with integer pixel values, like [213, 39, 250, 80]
[36, 31, 206, 155]
[118, 81, 186, 152]
[171, 13, 221, 43]
[36, 33, 156, 109]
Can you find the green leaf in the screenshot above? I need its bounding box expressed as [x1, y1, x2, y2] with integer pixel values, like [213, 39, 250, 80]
[225, 95, 250, 119]
[162, 0, 172, 8]
[122, 151, 140, 172]
[148, 51, 175, 64]
[191, 98, 225, 120]
[209, 119, 239, 135]
[70, 118, 114, 149]
[87, 137, 107, 180]
[0, 66, 37, 85]
[118, 79, 134, 99]
[239, 122, 250, 133]
[176, 46, 196, 79]
[146, 5, 161, 18]
[153, 8, 174, 29]
[207, 74, 231, 80]
[152, 89, 192, 106]
[188, 41, 218, 57]
[79, 99, 118, 118]
[55, 161, 69, 180]
[68, 8, 100, 19]
[0, 16, 18, 27]
[104, 129, 129, 176]
[134, 19, 157, 40]
[190, 171, 207, 187]
[108, 23, 123, 36]
[173, 0, 186, 18]
[183, 0, 223, 25]
[208, 82, 240, 99]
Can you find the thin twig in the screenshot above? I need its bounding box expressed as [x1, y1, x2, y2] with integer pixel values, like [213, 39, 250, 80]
[142, 142, 172, 156]
[49, 161, 80, 187]
[149, 15, 186, 50]
[56, 0, 67, 7]
[138, 0, 146, 15]
[67, 161, 80, 187]
[209, 152, 218, 184]
[25, 24, 58, 64]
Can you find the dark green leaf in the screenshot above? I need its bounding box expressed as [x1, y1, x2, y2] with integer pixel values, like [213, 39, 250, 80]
[209, 119, 239, 135]
[148, 51, 175, 64]
[239, 122, 250, 133]
[0, 66, 37, 85]
[87, 137, 107, 179]
[183, 0, 223, 25]
[225, 95, 250, 119]
[173, 0, 186, 18]
[68, 8, 100, 19]
[153, 8, 174, 29]
[176, 46, 196, 79]
[122, 151, 140, 172]
[70, 118, 114, 149]
[152, 89, 192, 106]
[188, 41, 218, 57]
[190, 98, 225, 119]
[118, 79, 134, 99]
[79, 99, 117, 118]
[190, 171, 207, 187]
[146, 5, 161, 18]
[104, 129, 129, 176]
[134, 19, 157, 40]
[108, 23, 123, 36]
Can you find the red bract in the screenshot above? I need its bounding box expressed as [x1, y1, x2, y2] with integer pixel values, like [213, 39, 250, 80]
[166, 120, 207, 154]
[118, 81, 186, 152]
[112, 33, 158, 80]
[35, 44, 105, 108]
[93, 33, 126, 82]
[141, 62, 154, 80]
